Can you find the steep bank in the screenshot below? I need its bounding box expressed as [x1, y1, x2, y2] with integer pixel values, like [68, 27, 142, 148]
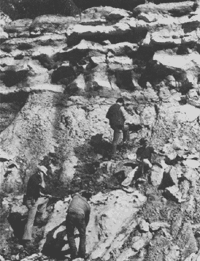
[1, 1, 200, 261]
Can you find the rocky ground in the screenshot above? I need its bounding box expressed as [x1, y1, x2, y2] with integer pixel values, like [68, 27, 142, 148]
[1, 1, 200, 261]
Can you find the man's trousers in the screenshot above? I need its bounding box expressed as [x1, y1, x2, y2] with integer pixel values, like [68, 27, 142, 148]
[111, 124, 130, 156]
[66, 212, 87, 259]
[22, 197, 49, 241]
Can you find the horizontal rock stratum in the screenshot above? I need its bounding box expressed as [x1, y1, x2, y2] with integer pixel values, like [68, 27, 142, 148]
[1, 2, 200, 261]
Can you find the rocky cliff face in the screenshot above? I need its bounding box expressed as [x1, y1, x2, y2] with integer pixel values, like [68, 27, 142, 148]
[1, 1, 200, 261]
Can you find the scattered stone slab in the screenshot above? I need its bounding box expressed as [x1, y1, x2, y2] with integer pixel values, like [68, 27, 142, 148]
[183, 168, 198, 187]
[177, 222, 198, 260]
[168, 166, 179, 186]
[165, 185, 183, 203]
[138, 219, 149, 232]
[21, 253, 44, 261]
[122, 186, 136, 193]
[150, 221, 170, 231]
[150, 164, 164, 187]
[121, 166, 138, 187]
[132, 236, 147, 251]
[175, 104, 200, 123]
[183, 159, 200, 169]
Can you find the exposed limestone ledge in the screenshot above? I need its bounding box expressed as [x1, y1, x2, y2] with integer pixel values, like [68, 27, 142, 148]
[133, 1, 195, 17]
[79, 6, 132, 25]
[0, 34, 67, 51]
[0, 84, 64, 94]
[62, 39, 139, 56]
[29, 15, 78, 35]
[4, 19, 33, 38]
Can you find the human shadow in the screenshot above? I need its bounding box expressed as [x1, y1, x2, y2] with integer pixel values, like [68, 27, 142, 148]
[90, 133, 112, 158]
[42, 221, 79, 259]
[7, 212, 27, 242]
[42, 221, 68, 258]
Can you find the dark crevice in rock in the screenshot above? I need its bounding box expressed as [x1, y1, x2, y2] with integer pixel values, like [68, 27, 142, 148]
[0, 92, 28, 133]
[139, 61, 171, 88]
[67, 31, 142, 48]
[134, 46, 155, 61]
[115, 70, 136, 91]
[34, 54, 60, 70]
[182, 20, 200, 34]
[51, 66, 76, 85]
[17, 42, 33, 50]
[54, 50, 90, 66]
[0, 70, 28, 87]
[159, 172, 175, 190]
[176, 45, 192, 55]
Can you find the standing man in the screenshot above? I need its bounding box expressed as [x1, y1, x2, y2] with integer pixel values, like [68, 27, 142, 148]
[66, 191, 91, 260]
[106, 98, 130, 159]
[22, 165, 50, 245]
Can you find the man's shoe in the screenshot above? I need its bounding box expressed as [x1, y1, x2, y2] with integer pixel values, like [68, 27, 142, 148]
[110, 154, 123, 161]
[77, 253, 90, 260]
[22, 240, 35, 253]
[22, 240, 31, 247]
[137, 178, 146, 183]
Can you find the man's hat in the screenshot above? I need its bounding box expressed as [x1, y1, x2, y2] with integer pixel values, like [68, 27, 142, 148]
[80, 190, 93, 200]
[140, 138, 148, 145]
[38, 165, 48, 175]
[116, 98, 125, 105]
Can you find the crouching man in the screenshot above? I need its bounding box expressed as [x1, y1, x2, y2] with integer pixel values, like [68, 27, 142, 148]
[66, 191, 91, 260]
[136, 138, 165, 178]
[22, 165, 50, 245]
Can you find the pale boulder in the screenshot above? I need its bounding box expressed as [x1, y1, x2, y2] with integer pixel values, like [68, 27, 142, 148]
[150, 164, 165, 187]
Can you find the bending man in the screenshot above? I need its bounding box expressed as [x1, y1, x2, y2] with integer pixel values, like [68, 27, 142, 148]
[66, 191, 91, 260]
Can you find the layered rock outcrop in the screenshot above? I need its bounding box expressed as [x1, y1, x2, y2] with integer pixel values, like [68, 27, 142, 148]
[1, 1, 200, 261]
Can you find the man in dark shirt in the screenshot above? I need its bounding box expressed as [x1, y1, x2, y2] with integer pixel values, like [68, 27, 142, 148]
[106, 98, 130, 158]
[136, 138, 165, 176]
[66, 191, 91, 260]
[22, 165, 49, 243]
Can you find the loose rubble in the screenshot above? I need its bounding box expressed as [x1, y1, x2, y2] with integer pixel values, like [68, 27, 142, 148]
[1, 1, 200, 261]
